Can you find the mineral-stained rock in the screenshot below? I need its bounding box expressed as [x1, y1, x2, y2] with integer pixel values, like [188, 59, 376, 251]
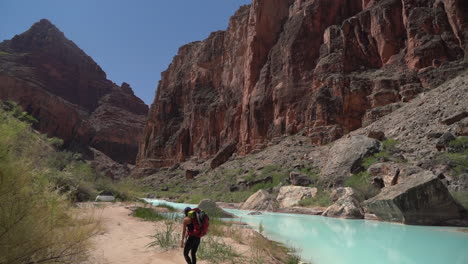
[277, 186, 318, 208]
[321, 135, 380, 184]
[322, 187, 364, 219]
[241, 189, 279, 211]
[365, 171, 465, 225]
[197, 199, 236, 218]
[0, 19, 148, 166]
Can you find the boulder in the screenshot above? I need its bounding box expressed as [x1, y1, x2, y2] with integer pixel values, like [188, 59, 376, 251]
[448, 173, 468, 192]
[276, 207, 324, 215]
[185, 169, 199, 180]
[367, 162, 424, 188]
[441, 111, 468, 125]
[436, 132, 456, 151]
[367, 130, 386, 141]
[210, 142, 237, 169]
[95, 195, 115, 202]
[289, 171, 312, 186]
[322, 187, 364, 219]
[455, 118, 468, 136]
[197, 199, 236, 218]
[247, 211, 262, 215]
[277, 186, 317, 208]
[365, 172, 465, 225]
[321, 135, 381, 183]
[240, 190, 279, 211]
[234, 175, 273, 190]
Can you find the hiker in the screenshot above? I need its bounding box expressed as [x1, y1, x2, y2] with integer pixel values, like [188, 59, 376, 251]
[181, 207, 200, 264]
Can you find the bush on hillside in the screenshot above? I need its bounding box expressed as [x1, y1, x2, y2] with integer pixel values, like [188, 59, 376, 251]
[436, 136, 468, 177]
[0, 109, 99, 264]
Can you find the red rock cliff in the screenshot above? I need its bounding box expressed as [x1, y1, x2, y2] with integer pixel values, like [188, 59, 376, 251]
[0, 19, 148, 165]
[137, 0, 467, 173]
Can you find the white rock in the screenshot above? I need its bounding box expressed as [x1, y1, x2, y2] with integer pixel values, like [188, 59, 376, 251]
[277, 186, 317, 208]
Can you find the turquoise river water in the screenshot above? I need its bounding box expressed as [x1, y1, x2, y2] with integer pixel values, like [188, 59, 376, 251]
[145, 199, 468, 264]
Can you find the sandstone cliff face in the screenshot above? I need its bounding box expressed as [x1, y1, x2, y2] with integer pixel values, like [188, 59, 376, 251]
[137, 0, 467, 172]
[0, 19, 148, 166]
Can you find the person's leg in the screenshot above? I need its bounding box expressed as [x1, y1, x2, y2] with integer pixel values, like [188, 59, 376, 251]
[183, 237, 194, 264]
[190, 237, 201, 264]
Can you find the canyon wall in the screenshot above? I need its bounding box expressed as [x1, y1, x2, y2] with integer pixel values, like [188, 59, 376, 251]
[136, 0, 467, 174]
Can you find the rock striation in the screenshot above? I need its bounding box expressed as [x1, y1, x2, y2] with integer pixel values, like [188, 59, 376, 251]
[137, 0, 467, 173]
[0, 19, 148, 169]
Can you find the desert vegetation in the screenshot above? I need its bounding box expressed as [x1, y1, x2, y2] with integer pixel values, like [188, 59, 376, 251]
[437, 136, 468, 209]
[143, 210, 305, 264]
[344, 139, 402, 201]
[0, 103, 99, 263]
[0, 102, 147, 263]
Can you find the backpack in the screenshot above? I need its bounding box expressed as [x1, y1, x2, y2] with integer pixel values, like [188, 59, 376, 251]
[187, 208, 209, 237]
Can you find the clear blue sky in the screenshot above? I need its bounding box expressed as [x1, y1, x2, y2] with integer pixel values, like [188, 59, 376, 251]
[0, 0, 251, 105]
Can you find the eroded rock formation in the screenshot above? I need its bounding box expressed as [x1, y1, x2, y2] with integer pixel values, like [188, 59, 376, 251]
[0, 19, 148, 168]
[137, 0, 467, 173]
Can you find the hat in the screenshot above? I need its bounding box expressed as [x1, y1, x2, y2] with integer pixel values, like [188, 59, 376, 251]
[183, 207, 192, 214]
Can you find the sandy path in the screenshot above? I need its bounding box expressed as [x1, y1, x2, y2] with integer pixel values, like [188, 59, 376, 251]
[82, 203, 202, 264]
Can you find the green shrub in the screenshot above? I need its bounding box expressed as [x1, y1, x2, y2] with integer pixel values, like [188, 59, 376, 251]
[155, 203, 178, 212]
[437, 137, 468, 177]
[185, 193, 206, 204]
[47, 137, 64, 148]
[449, 137, 468, 152]
[345, 172, 380, 201]
[133, 208, 165, 221]
[2, 101, 38, 124]
[361, 156, 379, 170]
[285, 248, 303, 264]
[198, 236, 241, 263]
[360, 139, 403, 170]
[0, 108, 99, 264]
[147, 220, 180, 250]
[298, 190, 333, 207]
[451, 191, 468, 210]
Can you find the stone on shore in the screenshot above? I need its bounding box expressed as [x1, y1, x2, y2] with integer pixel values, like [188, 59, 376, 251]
[277, 186, 318, 208]
[240, 190, 279, 211]
[198, 199, 236, 218]
[365, 172, 466, 225]
[322, 187, 364, 219]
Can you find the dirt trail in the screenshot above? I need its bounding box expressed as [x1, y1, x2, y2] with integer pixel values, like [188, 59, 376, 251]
[81, 203, 200, 264]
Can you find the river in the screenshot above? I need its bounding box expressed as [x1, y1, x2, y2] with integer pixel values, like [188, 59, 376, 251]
[145, 199, 468, 264]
